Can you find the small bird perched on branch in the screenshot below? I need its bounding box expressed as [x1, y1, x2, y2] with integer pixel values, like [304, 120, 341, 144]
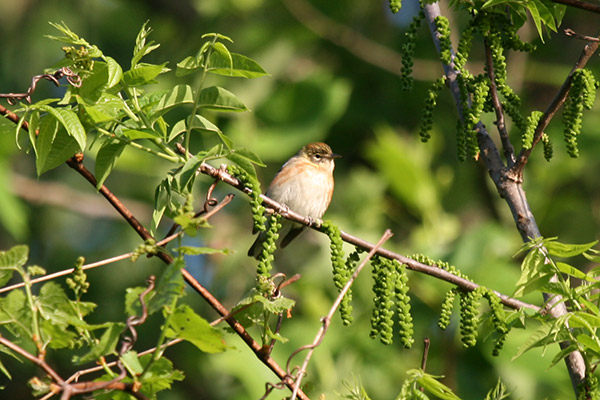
[248, 142, 341, 259]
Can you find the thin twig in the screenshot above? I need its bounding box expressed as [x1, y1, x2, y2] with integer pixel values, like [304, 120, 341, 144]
[564, 28, 600, 42]
[484, 38, 516, 167]
[287, 230, 393, 400]
[513, 34, 599, 175]
[550, 0, 600, 14]
[0, 336, 64, 384]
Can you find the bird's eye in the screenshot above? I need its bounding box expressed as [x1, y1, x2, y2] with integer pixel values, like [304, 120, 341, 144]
[314, 154, 322, 160]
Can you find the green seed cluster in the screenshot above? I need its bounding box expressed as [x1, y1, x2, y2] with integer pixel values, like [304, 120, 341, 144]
[131, 238, 159, 262]
[370, 257, 414, 347]
[455, 25, 474, 71]
[388, 0, 401, 13]
[434, 16, 452, 65]
[228, 165, 267, 232]
[419, 76, 446, 142]
[563, 68, 597, 158]
[466, 78, 490, 157]
[256, 214, 282, 277]
[394, 260, 414, 348]
[481, 288, 508, 356]
[522, 111, 543, 150]
[322, 220, 353, 325]
[579, 374, 600, 400]
[66, 256, 90, 297]
[370, 256, 395, 344]
[542, 133, 553, 161]
[459, 288, 481, 348]
[438, 288, 458, 330]
[400, 11, 424, 92]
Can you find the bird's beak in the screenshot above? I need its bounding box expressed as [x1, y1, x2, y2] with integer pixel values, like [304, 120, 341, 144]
[329, 153, 342, 159]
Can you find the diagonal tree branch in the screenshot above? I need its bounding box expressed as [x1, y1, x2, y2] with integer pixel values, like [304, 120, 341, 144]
[550, 0, 600, 14]
[513, 36, 599, 176]
[421, 1, 587, 393]
[0, 108, 310, 400]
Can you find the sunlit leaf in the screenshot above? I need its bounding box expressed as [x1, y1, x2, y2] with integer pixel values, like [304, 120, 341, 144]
[165, 304, 226, 353]
[198, 86, 248, 112]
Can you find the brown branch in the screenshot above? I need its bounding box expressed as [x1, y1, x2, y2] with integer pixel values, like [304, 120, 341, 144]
[565, 28, 600, 42]
[550, 0, 600, 14]
[513, 35, 599, 176]
[0, 336, 64, 385]
[484, 38, 516, 167]
[199, 162, 539, 313]
[0, 106, 308, 399]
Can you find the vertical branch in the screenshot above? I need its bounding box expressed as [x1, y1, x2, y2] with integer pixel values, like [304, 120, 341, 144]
[422, 1, 587, 394]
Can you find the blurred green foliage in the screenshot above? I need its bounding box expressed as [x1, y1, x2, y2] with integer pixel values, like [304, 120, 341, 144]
[0, 0, 599, 399]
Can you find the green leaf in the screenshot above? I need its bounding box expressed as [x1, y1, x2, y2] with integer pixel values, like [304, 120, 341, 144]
[35, 120, 80, 176]
[174, 246, 231, 256]
[513, 321, 557, 360]
[226, 152, 257, 182]
[176, 154, 203, 192]
[123, 62, 168, 86]
[165, 304, 226, 353]
[417, 371, 461, 400]
[229, 147, 266, 167]
[154, 84, 194, 116]
[0, 245, 28, 287]
[555, 262, 590, 281]
[122, 128, 162, 140]
[95, 139, 126, 189]
[138, 355, 185, 395]
[176, 55, 201, 77]
[131, 22, 160, 68]
[0, 245, 29, 270]
[514, 248, 552, 297]
[36, 106, 86, 151]
[168, 115, 223, 143]
[37, 282, 96, 327]
[577, 333, 600, 354]
[198, 86, 248, 112]
[80, 93, 124, 123]
[148, 258, 185, 315]
[73, 322, 125, 364]
[548, 343, 578, 369]
[125, 286, 151, 317]
[546, 240, 597, 258]
[151, 179, 170, 235]
[121, 350, 144, 375]
[105, 56, 124, 88]
[207, 52, 269, 78]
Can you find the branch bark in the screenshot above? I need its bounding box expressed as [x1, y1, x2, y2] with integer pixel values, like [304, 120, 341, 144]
[422, 1, 587, 393]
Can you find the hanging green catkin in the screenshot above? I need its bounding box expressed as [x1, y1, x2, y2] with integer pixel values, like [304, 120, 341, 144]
[322, 221, 353, 325]
[481, 288, 508, 355]
[563, 69, 597, 158]
[418, 76, 446, 142]
[438, 288, 458, 330]
[434, 16, 452, 65]
[522, 111, 543, 150]
[542, 133, 553, 161]
[256, 214, 282, 277]
[393, 260, 414, 348]
[369, 256, 395, 344]
[400, 11, 424, 91]
[459, 288, 482, 348]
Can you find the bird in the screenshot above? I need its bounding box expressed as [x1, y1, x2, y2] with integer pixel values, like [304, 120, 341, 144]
[248, 142, 341, 259]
